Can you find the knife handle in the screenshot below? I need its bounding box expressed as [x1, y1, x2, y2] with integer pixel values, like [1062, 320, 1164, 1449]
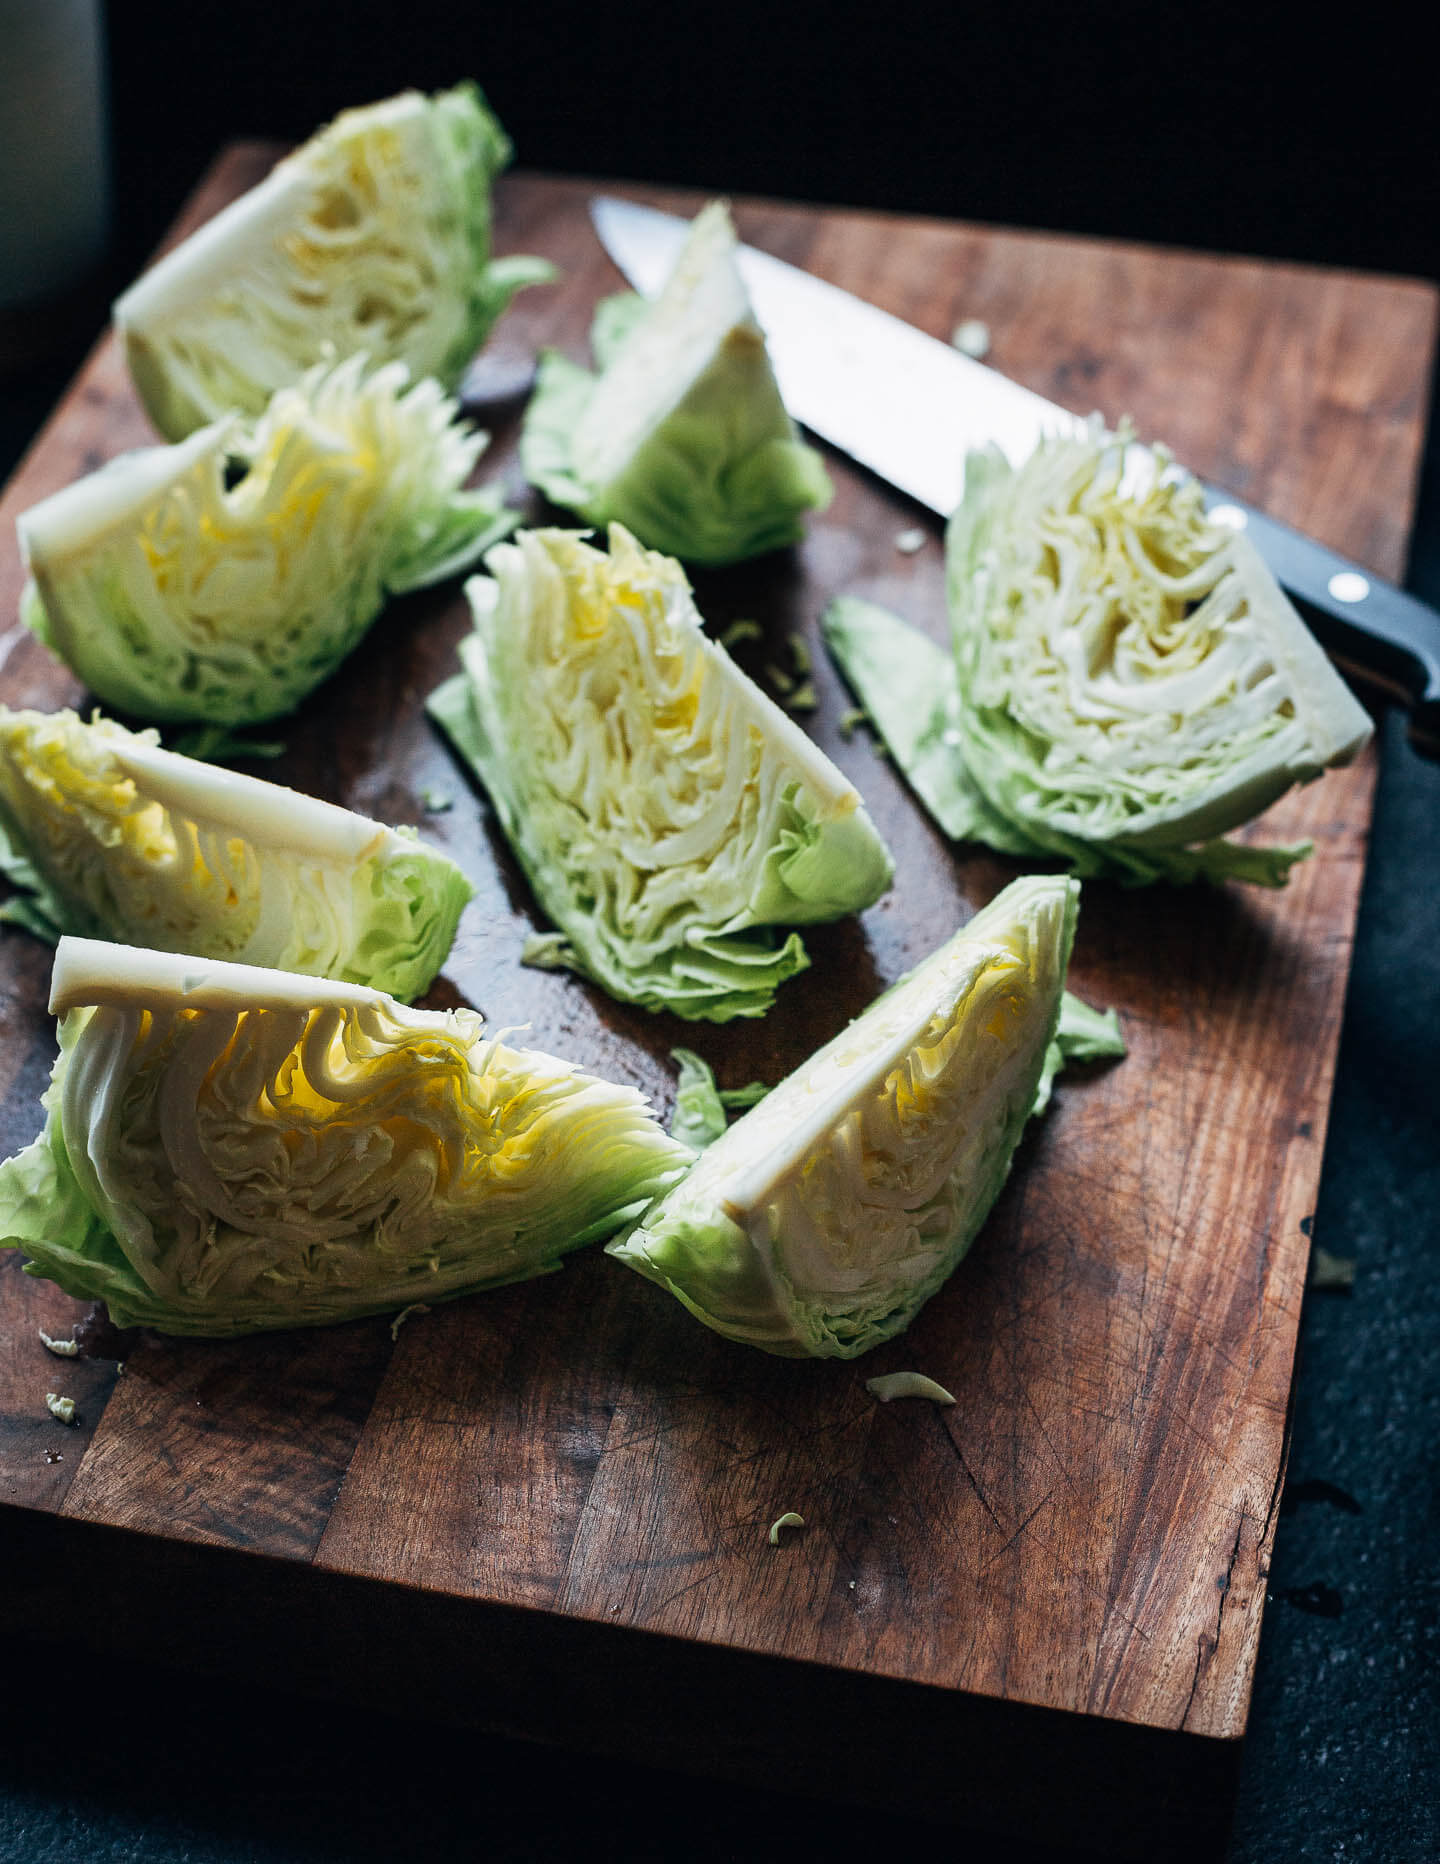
[1205, 495, 1440, 759]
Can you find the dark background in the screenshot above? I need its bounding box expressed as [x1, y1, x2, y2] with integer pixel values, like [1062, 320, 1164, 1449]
[2, 5, 1437, 1860]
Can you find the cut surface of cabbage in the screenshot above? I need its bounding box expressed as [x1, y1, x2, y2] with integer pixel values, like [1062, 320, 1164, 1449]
[427, 524, 894, 1021]
[114, 84, 552, 441]
[608, 874, 1082, 1357]
[0, 707, 471, 1000]
[521, 202, 830, 565]
[19, 356, 515, 726]
[0, 940, 693, 1337]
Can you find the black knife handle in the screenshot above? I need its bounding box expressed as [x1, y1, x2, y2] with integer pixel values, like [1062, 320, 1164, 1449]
[1203, 492, 1440, 759]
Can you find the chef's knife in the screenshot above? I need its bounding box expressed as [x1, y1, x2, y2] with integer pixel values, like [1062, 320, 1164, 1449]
[591, 195, 1440, 756]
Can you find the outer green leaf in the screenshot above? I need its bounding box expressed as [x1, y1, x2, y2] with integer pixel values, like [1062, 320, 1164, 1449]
[0, 706, 471, 1000]
[821, 594, 1037, 851]
[521, 202, 830, 566]
[668, 1048, 770, 1150]
[19, 356, 517, 726]
[114, 84, 554, 441]
[608, 874, 1090, 1358]
[428, 524, 894, 1022]
[0, 940, 693, 1337]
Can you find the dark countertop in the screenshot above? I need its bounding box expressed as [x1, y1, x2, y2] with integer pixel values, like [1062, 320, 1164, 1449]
[2, 293, 1437, 1864]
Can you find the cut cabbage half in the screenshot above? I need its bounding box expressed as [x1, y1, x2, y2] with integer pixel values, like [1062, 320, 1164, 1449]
[115, 84, 552, 440]
[0, 940, 693, 1337]
[608, 873, 1082, 1357]
[0, 707, 471, 1000]
[19, 356, 516, 726]
[521, 201, 830, 564]
[427, 525, 894, 1021]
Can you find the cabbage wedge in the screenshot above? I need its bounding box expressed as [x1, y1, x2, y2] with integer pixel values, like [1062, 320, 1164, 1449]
[428, 525, 894, 1021]
[114, 84, 552, 441]
[609, 874, 1088, 1358]
[0, 940, 692, 1337]
[19, 356, 516, 726]
[824, 422, 1373, 885]
[521, 201, 830, 564]
[0, 707, 471, 1000]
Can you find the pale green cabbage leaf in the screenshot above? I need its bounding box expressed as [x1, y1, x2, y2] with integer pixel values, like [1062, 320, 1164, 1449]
[667, 1048, 771, 1150]
[114, 84, 554, 441]
[609, 874, 1116, 1358]
[19, 356, 517, 726]
[428, 525, 894, 1021]
[0, 706, 471, 1001]
[0, 939, 693, 1337]
[824, 421, 1373, 885]
[521, 201, 830, 565]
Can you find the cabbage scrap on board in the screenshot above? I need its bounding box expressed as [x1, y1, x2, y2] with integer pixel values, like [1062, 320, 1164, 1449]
[19, 356, 516, 727]
[522, 201, 831, 565]
[0, 707, 471, 1001]
[823, 421, 1373, 885]
[427, 524, 894, 1021]
[114, 84, 553, 441]
[0, 939, 693, 1337]
[609, 874, 1119, 1358]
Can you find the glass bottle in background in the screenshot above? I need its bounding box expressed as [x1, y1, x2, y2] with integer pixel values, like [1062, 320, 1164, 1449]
[0, 0, 112, 366]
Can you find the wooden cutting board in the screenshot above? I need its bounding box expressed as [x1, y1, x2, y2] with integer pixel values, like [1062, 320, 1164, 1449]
[1, 150, 1435, 1858]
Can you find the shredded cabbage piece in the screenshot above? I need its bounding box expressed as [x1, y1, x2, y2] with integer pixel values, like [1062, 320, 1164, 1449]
[0, 707, 471, 1000]
[668, 1049, 771, 1150]
[522, 202, 830, 564]
[0, 940, 694, 1338]
[427, 524, 893, 1021]
[768, 1512, 805, 1544]
[114, 84, 553, 440]
[865, 1372, 956, 1405]
[609, 875, 1107, 1358]
[19, 356, 516, 728]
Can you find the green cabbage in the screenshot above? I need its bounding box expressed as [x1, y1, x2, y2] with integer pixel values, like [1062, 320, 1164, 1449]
[0, 939, 693, 1337]
[609, 874, 1114, 1358]
[114, 84, 553, 441]
[824, 421, 1374, 885]
[521, 201, 831, 564]
[0, 707, 471, 1001]
[428, 524, 894, 1021]
[19, 356, 517, 726]
[667, 1048, 771, 1149]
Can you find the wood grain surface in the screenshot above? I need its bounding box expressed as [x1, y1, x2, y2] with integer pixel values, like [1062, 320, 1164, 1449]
[1, 146, 1435, 1851]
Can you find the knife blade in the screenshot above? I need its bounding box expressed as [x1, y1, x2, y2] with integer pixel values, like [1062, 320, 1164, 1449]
[591, 195, 1440, 756]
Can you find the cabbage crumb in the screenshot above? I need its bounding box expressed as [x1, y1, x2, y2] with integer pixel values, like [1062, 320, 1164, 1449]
[950, 319, 991, 360]
[390, 1302, 431, 1340]
[1311, 1248, 1356, 1290]
[719, 619, 763, 651]
[865, 1371, 956, 1406]
[38, 1328, 80, 1357]
[768, 1512, 805, 1545]
[520, 930, 583, 973]
[893, 527, 927, 554]
[45, 1392, 78, 1425]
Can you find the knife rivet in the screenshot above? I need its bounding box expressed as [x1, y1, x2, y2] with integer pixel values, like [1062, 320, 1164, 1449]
[1327, 571, 1370, 604]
